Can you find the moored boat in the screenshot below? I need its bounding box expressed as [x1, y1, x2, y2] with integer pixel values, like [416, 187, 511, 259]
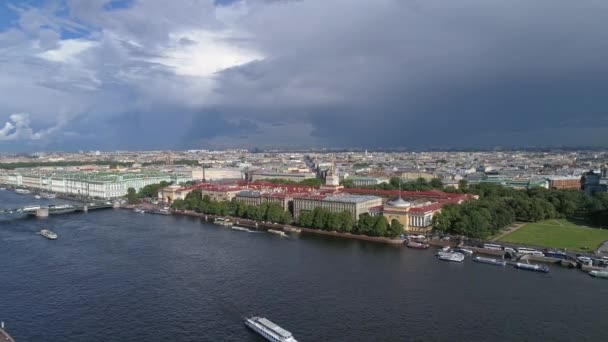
[214, 217, 233, 226]
[437, 252, 465, 262]
[14, 189, 31, 194]
[589, 270, 608, 278]
[283, 226, 301, 233]
[245, 316, 298, 342]
[473, 256, 506, 266]
[407, 240, 430, 249]
[514, 262, 549, 273]
[40, 229, 58, 240]
[455, 247, 474, 256]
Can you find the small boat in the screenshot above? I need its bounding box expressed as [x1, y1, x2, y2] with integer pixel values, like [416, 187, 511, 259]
[589, 270, 608, 278]
[41, 193, 56, 199]
[133, 208, 145, 213]
[455, 247, 474, 256]
[245, 316, 298, 342]
[268, 229, 288, 237]
[514, 262, 549, 273]
[40, 229, 58, 240]
[214, 218, 233, 226]
[0, 187, 6, 190]
[407, 241, 430, 249]
[283, 226, 301, 233]
[437, 252, 465, 262]
[436, 246, 451, 255]
[34, 195, 41, 199]
[473, 256, 506, 266]
[14, 189, 31, 194]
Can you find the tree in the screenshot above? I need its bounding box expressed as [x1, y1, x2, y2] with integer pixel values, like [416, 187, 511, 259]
[265, 203, 283, 222]
[371, 216, 389, 237]
[297, 211, 313, 227]
[388, 219, 404, 238]
[138, 181, 171, 198]
[127, 187, 139, 204]
[338, 211, 354, 232]
[429, 178, 444, 189]
[341, 179, 355, 188]
[279, 211, 293, 224]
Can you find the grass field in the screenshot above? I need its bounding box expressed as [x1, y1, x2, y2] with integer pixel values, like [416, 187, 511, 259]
[499, 219, 608, 252]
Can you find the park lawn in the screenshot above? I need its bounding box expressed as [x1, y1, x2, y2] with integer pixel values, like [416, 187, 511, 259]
[499, 219, 608, 252]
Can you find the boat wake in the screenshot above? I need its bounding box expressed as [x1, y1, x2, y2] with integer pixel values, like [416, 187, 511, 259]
[231, 226, 261, 233]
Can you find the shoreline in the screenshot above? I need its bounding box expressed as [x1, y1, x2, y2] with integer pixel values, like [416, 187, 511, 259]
[165, 209, 406, 245]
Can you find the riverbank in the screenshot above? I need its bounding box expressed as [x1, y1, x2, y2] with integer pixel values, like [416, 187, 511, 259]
[165, 209, 406, 245]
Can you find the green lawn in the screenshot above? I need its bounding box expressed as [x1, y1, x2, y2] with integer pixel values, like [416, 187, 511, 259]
[499, 219, 608, 252]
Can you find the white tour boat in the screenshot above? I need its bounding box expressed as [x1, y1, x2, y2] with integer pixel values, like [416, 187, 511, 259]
[40, 229, 58, 240]
[245, 316, 298, 342]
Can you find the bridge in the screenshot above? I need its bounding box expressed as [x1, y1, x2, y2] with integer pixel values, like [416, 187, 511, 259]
[0, 203, 115, 217]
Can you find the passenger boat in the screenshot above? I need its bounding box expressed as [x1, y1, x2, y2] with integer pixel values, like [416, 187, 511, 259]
[407, 241, 430, 249]
[14, 189, 31, 194]
[589, 270, 608, 279]
[473, 256, 506, 266]
[40, 229, 58, 240]
[437, 252, 465, 262]
[245, 316, 298, 342]
[514, 262, 549, 273]
[268, 229, 288, 237]
[41, 193, 56, 199]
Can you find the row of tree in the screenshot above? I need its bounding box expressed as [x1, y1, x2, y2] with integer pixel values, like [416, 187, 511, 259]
[433, 183, 608, 238]
[341, 176, 446, 191]
[296, 207, 403, 238]
[170, 190, 292, 224]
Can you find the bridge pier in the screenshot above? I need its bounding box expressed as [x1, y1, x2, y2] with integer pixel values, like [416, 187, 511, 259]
[36, 208, 49, 218]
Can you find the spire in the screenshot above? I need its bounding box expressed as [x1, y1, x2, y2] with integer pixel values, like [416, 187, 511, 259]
[398, 177, 402, 199]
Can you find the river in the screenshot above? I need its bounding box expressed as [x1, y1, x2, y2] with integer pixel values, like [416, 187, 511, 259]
[0, 190, 607, 341]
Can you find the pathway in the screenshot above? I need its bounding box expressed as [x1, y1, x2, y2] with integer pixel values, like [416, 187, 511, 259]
[491, 222, 527, 241]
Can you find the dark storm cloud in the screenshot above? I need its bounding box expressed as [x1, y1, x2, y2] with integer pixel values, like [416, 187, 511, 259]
[210, 0, 608, 148]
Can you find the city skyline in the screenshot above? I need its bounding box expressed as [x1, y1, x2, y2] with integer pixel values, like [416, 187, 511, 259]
[1, 0, 608, 152]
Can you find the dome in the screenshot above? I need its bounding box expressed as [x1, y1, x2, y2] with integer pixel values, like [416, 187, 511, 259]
[388, 197, 411, 208]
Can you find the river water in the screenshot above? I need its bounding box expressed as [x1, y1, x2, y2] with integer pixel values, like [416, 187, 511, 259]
[0, 190, 607, 342]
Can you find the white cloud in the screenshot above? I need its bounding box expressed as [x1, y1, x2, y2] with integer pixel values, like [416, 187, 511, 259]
[38, 39, 96, 63]
[0, 113, 62, 141]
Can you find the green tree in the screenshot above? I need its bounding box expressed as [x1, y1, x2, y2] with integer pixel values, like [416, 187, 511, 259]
[429, 178, 444, 189]
[127, 187, 139, 204]
[388, 219, 404, 238]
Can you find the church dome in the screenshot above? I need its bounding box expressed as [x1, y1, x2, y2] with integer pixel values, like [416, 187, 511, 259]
[388, 197, 411, 208]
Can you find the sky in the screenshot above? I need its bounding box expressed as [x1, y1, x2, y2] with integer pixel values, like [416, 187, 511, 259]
[1, 0, 608, 151]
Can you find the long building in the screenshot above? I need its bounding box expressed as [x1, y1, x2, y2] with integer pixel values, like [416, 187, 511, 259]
[1, 171, 191, 199]
[293, 194, 382, 221]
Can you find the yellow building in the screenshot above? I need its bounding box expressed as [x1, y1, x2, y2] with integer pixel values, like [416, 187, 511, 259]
[382, 197, 411, 231]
